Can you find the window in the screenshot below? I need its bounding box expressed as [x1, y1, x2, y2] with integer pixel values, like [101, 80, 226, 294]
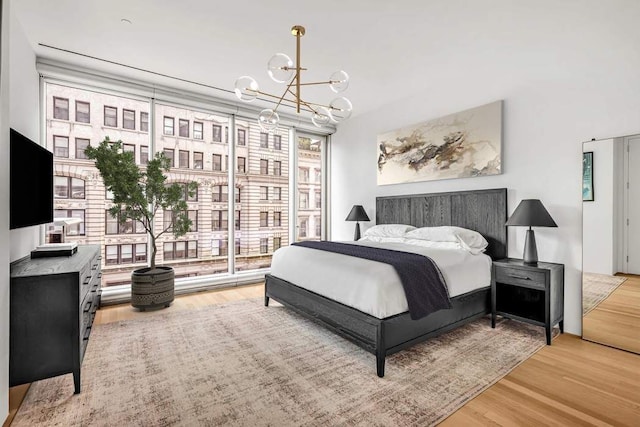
[194, 122, 203, 140]
[53, 97, 69, 120]
[212, 210, 228, 231]
[315, 219, 321, 237]
[140, 112, 149, 132]
[274, 135, 282, 150]
[104, 106, 117, 127]
[235, 211, 241, 230]
[123, 144, 135, 162]
[106, 243, 147, 265]
[260, 133, 269, 148]
[260, 186, 268, 200]
[235, 239, 241, 255]
[212, 185, 228, 202]
[273, 161, 282, 176]
[314, 168, 322, 183]
[75, 101, 90, 123]
[235, 187, 241, 203]
[274, 211, 282, 227]
[164, 148, 175, 167]
[105, 211, 145, 234]
[140, 146, 149, 165]
[164, 116, 174, 135]
[260, 238, 269, 254]
[273, 237, 282, 251]
[237, 129, 246, 146]
[299, 218, 308, 237]
[194, 152, 203, 169]
[164, 210, 198, 232]
[274, 187, 282, 200]
[179, 150, 189, 168]
[237, 157, 246, 173]
[212, 124, 222, 142]
[179, 119, 189, 137]
[299, 167, 309, 182]
[212, 154, 222, 171]
[260, 159, 269, 175]
[75, 138, 90, 159]
[53, 135, 69, 157]
[176, 182, 198, 202]
[300, 192, 309, 209]
[123, 109, 135, 130]
[315, 191, 321, 209]
[260, 211, 268, 227]
[54, 176, 85, 199]
[164, 241, 198, 260]
[53, 209, 85, 235]
[224, 126, 229, 143]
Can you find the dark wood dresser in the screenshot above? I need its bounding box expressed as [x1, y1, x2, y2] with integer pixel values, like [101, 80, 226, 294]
[9, 245, 102, 393]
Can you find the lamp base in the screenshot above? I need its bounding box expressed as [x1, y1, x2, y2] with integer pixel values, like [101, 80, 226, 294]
[523, 229, 538, 265]
[354, 222, 361, 241]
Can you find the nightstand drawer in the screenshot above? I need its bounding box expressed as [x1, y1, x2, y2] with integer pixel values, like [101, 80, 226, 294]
[495, 267, 546, 289]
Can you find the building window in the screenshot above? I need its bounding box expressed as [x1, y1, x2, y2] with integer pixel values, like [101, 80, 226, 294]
[235, 211, 241, 230]
[260, 211, 268, 227]
[175, 182, 198, 202]
[273, 160, 282, 176]
[164, 148, 175, 167]
[53, 135, 69, 158]
[212, 185, 228, 203]
[273, 237, 282, 251]
[163, 116, 174, 135]
[260, 133, 269, 148]
[140, 146, 149, 165]
[75, 101, 90, 123]
[315, 218, 321, 237]
[106, 243, 147, 265]
[164, 241, 198, 260]
[235, 239, 241, 255]
[75, 138, 90, 159]
[300, 192, 309, 209]
[123, 144, 135, 162]
[194, 121, 203, 140]
[53, 97, 69, 120]
[105, 211, 145, 234]
[53, 209, 85, 235]
[237, 156, 246, 173]
[274, 187, 282, 200]
[314, 168, 322, 183]
[212, 124, 222, 142]
[194, 152, 203, 169]
[212, 210, 228, 231]
[299, 167, 309, 182]
[212, 154, 222, 171]
[315, 191, 321, 209]
[260, 186, 268, 200]
[141, 112, 149, 132]
[235, 187, 241, 203]
[164, 210, 198, 232]
[54, 176, 85, 199]
[274, 211, 282, 227]
[224, 126, 229, 143]
[123, 109, 136, 130]
[179, 150, 189, 168]
[179, 119, 189, 137]
[260, 159, 269, 175]
[104, 106, 117, 127]
[237, 129, 246, 146]
[299, 218, 308, 237]
[260, 238, 269, 254]
[274, 135, 282, 150]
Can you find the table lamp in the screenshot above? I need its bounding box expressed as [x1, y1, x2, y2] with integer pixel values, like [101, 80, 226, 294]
[506, 199, 557, 265]
[345, 205, 370, 241]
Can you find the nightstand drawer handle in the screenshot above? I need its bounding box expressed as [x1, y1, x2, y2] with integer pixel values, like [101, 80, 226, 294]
[508, 274, 531, 280]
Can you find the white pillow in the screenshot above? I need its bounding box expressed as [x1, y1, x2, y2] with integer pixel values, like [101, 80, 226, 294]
[404, 226, 458, 242]
[362, 224, 416, 238]
[358, 236, 408, 244]
[401, 239, 463, 250]
[405, 226, 488, 254]
[452, 227, 488, 254]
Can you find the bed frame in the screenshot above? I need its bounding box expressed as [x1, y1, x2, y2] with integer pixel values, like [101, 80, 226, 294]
[265, 188, 507, 377]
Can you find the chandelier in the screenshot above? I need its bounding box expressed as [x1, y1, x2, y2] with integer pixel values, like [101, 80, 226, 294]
[234, 25, 352, 131]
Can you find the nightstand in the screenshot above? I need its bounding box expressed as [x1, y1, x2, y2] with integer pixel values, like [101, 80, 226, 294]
[491, 258, 564, 345]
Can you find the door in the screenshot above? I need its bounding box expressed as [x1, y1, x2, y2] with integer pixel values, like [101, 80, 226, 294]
[625, 135, 640, 274]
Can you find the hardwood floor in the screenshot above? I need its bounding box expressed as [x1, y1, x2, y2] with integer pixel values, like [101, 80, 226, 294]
[7, 283, 640, 426]
[583, 274, 640, 354]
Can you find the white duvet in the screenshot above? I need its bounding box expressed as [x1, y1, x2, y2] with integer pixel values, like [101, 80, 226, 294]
[270, 239, 492, 319]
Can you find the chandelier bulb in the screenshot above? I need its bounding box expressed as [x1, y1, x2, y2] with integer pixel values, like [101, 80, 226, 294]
[311, 107, 331, 127]
[268, 53, 295, 83]
[234, 76, 259, 102]
[328, 97, 353, 123]
[258, 109, 280, 132]
[329, 70, 349, 93]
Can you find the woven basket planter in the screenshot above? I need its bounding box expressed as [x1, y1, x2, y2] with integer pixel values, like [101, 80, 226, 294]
[131, 266, 175, 311]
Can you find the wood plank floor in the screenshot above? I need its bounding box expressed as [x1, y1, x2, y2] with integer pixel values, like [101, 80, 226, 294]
[7, 283, 640, 426]
[582, 274, 640, 354]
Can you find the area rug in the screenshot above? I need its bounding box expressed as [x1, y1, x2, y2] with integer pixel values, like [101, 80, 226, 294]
[583, 272, 627, 315]
[12, 299, 549, 426]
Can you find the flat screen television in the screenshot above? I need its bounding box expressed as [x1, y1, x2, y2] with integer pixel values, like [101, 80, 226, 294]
[10, 128, 54, 229]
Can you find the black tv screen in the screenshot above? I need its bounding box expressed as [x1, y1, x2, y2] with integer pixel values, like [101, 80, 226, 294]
[10, 128, 54, 229]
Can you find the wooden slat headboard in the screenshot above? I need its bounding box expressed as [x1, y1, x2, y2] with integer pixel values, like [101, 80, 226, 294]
[376, 188, 508, 260]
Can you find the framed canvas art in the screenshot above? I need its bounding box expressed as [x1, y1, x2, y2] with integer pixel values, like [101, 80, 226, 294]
[583, 151, 594, 201]
[377, 101, 502, 185]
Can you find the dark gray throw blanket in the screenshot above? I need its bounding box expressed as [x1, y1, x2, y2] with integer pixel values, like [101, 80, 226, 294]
[292, 241, 452, 320]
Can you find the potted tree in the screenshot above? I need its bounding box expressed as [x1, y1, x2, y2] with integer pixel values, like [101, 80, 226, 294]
[85, 137, 197, 311]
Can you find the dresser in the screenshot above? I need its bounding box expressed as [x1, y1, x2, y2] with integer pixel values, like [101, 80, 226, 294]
[10, 245, 102, 394]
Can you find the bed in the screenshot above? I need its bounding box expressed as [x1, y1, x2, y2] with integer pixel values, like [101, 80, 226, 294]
[265, 188, 508, 377]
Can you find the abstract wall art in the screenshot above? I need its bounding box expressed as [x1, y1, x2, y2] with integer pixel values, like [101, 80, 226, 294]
[377, 101, 503, 185]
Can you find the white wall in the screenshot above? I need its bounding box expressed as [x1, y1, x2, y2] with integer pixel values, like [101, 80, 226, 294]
[330, 2, 640, 336]
[582, 139, 616, 274]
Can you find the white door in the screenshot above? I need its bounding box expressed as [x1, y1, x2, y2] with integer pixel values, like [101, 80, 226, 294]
[625, 135, 640, 274]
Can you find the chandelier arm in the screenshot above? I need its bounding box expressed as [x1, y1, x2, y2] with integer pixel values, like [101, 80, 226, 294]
[284, 88, 320, 114]
[297, 81, 336, 86]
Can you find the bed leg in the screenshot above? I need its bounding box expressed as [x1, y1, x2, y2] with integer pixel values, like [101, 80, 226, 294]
[264, 295, 270, 307]
[376, 322, 386, 377]
[376, 354, 386, 378]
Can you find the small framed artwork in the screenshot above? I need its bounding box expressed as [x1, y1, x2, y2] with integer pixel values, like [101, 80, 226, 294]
[583, 151, 594, 202]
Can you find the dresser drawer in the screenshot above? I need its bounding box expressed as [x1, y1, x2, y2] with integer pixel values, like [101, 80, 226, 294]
[495, 266, 546, 289]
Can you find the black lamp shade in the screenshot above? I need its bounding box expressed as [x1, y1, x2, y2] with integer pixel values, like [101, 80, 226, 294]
[345, 205, 370, 222]
[506, 199, 557, 228]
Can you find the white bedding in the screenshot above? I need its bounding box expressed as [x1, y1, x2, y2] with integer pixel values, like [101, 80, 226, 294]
[270, 240, 492, 319]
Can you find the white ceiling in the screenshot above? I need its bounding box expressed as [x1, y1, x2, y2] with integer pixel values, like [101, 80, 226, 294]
[11, 0, 638, 121]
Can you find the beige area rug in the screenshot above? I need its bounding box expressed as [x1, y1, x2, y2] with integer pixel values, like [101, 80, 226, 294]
[13, 299, 550, 426]
[583, 273, 627, 315]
